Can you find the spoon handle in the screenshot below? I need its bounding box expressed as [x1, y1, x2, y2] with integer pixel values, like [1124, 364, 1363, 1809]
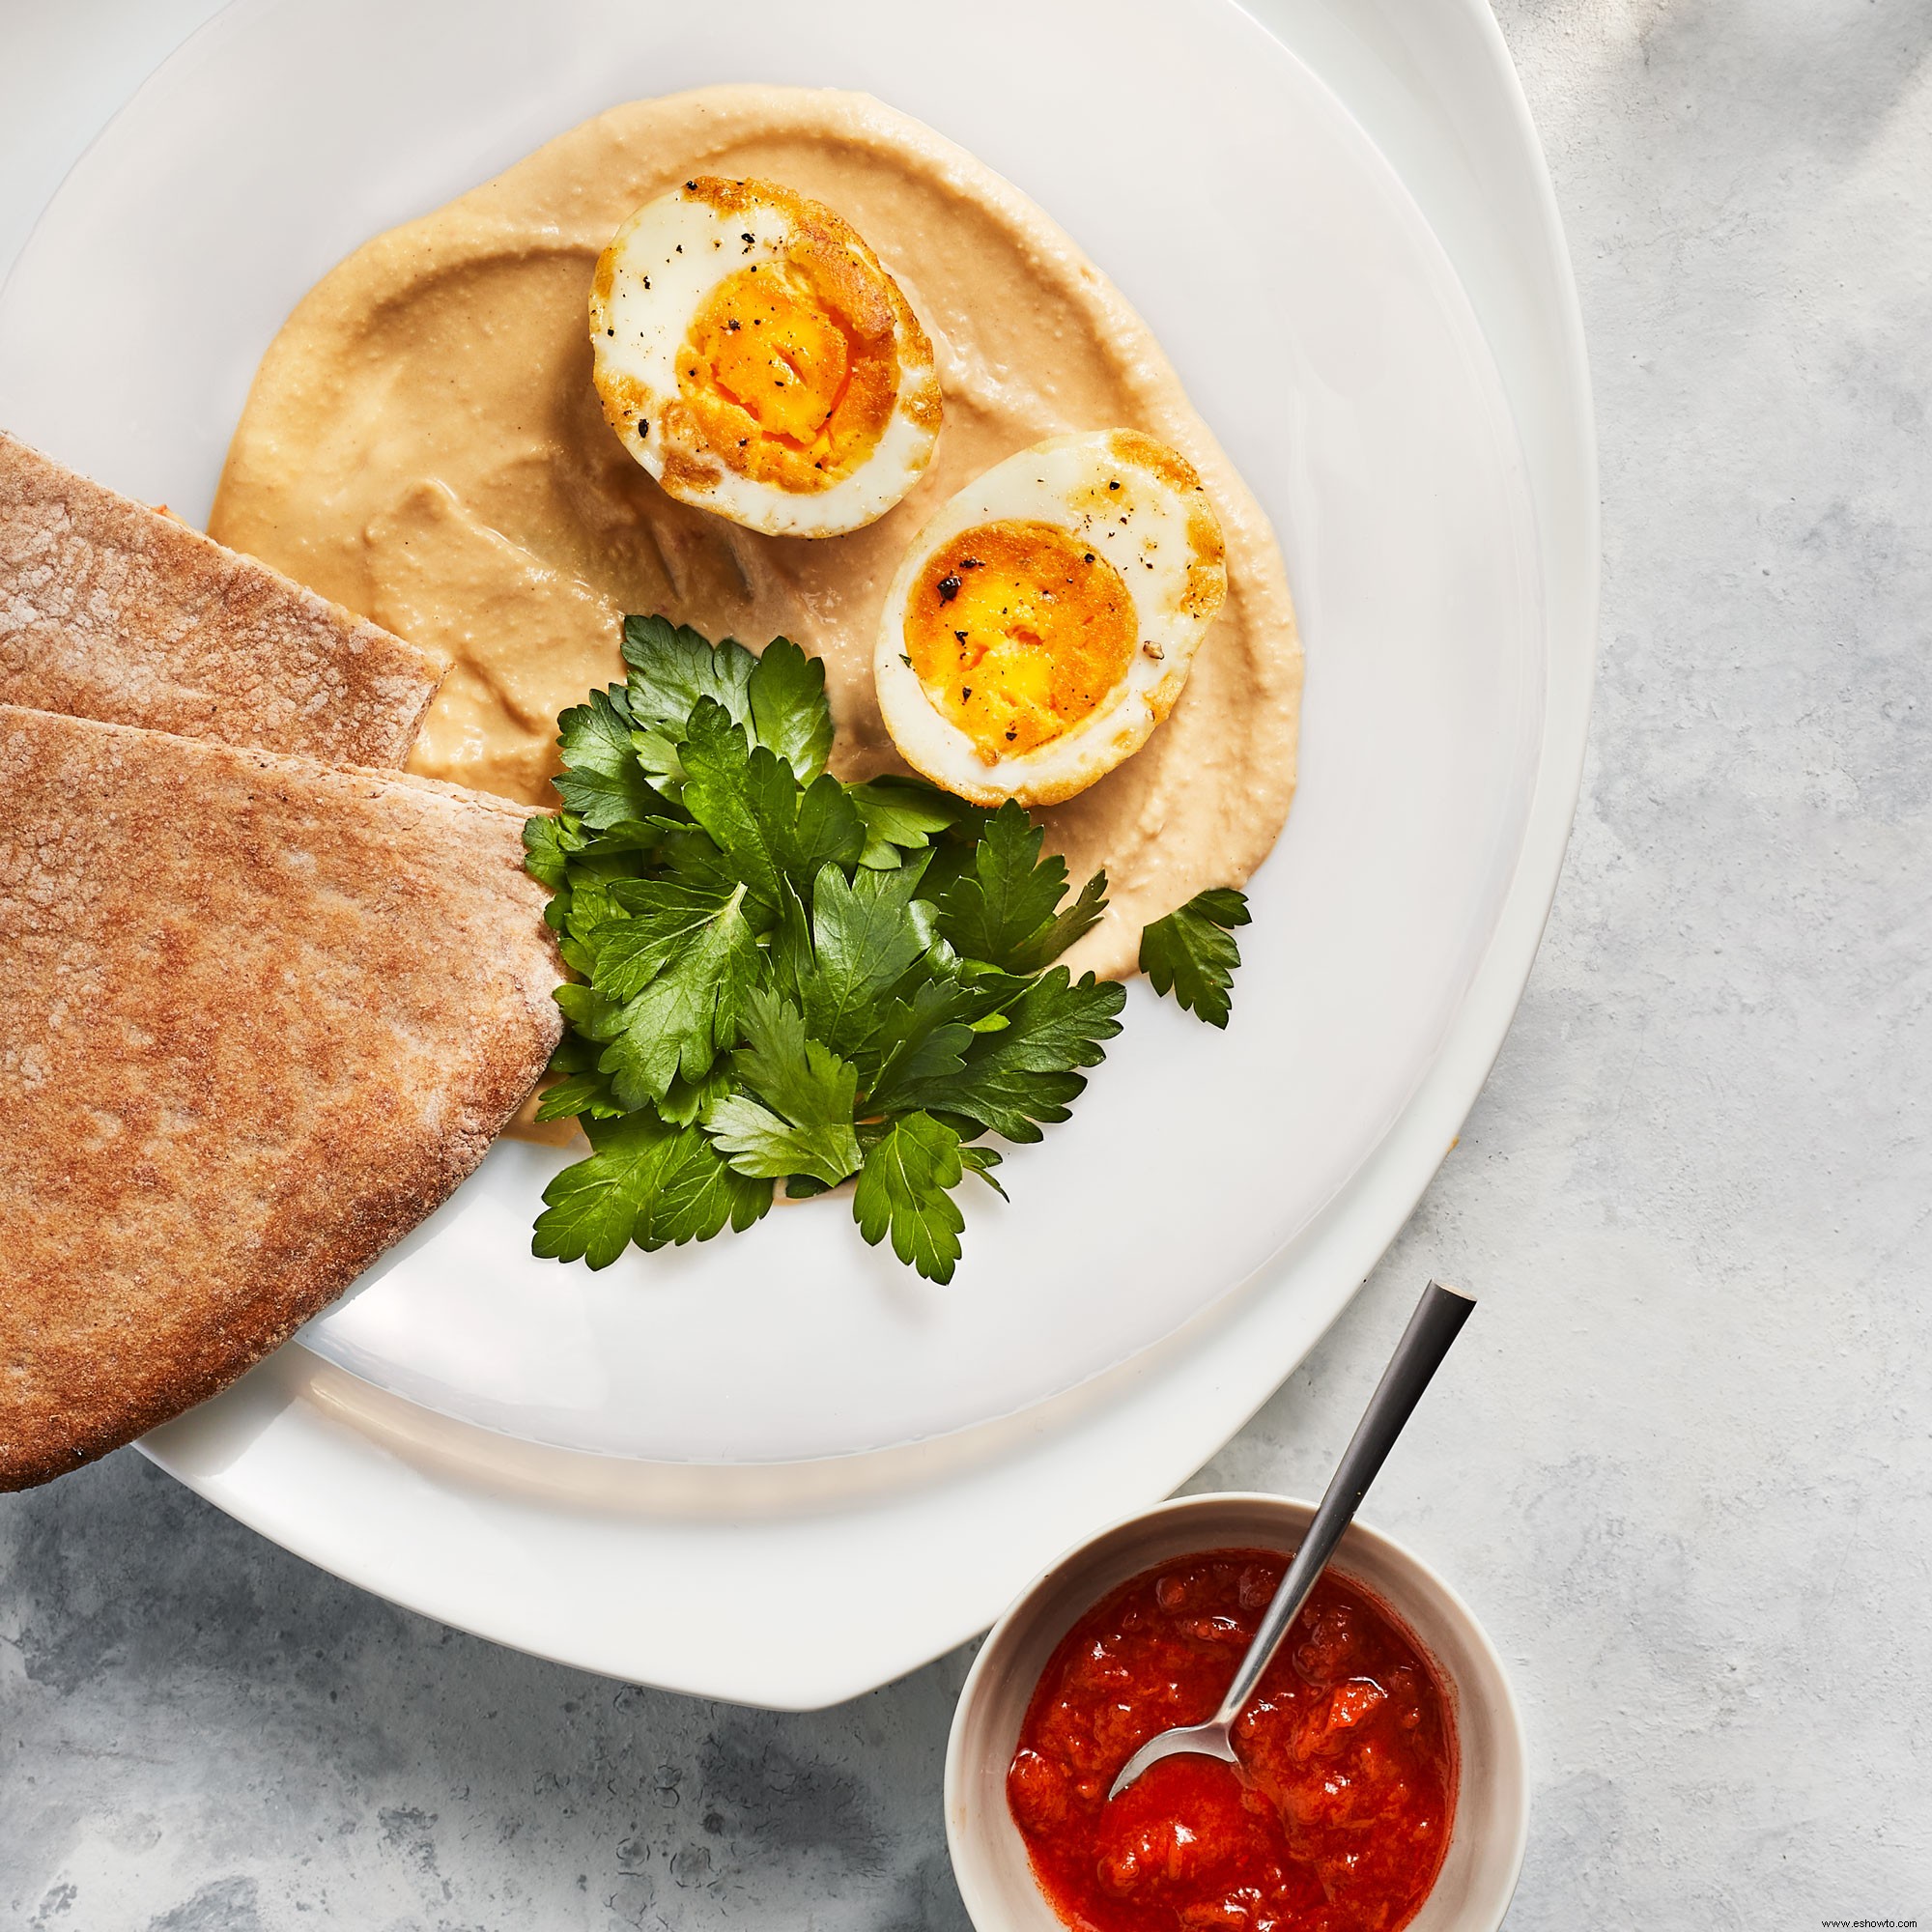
[1210, 1279, 1475, 1728]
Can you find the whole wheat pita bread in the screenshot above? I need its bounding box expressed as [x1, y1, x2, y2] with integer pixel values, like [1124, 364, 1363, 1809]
[0, 432, 446, 763]
[0, 704, 562, 1490]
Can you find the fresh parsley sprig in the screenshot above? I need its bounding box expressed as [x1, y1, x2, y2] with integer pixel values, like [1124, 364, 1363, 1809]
[1139, 887, 1252, 1030]
[524, 615, 1248, 1283]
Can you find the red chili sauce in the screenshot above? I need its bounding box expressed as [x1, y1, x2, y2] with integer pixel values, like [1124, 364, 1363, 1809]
[1008, 1548, 1456, 1932]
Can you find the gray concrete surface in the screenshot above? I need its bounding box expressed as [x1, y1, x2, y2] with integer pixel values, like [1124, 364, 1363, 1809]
[5, 0, 1930, 1923]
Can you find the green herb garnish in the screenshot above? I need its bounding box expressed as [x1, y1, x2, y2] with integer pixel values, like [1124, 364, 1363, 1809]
[1139, 887, 1252, 1030]
[524, 614, 1245, 1283]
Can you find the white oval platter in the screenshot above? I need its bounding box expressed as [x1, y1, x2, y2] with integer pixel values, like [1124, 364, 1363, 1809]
[0, 0, 1595, 1703]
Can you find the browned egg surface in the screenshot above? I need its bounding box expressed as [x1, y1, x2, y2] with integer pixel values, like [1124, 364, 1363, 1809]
[903, 520, 1136, 761]
[670, 192, 901, 494]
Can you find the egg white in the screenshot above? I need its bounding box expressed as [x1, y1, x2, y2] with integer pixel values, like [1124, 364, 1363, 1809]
[874, 431, 1227, 807]
[589, 179, 941, 538]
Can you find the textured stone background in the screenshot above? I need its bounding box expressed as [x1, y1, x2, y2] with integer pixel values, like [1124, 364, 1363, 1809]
[5, 0, 1930, 1923]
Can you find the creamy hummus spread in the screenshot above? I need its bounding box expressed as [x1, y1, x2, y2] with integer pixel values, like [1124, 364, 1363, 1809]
[210, 85, 1301, 980]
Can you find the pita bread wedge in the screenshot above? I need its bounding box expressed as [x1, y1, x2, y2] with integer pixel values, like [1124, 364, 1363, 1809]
[0, 704, 562, 1490]
[0, 431, 446, 763]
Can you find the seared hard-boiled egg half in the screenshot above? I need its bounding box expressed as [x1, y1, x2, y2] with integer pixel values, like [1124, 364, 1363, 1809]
[874, 430, 1227, 807]
[589, 176, 942, 537]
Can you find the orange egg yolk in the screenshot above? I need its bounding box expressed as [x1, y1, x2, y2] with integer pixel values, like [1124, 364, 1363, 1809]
[677, 260, 898, 493]
[903, 521, 1137, 762]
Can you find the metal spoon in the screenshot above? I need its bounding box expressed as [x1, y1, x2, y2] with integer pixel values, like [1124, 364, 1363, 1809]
[1108, 1278, 1475, 1800]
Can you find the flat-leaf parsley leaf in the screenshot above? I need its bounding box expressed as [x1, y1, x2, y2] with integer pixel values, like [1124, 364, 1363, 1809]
[1138, 886, 1251, 1028]
[854, 1112, 968, 1284]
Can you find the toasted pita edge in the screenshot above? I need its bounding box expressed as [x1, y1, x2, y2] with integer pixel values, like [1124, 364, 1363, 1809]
[0, 707, 563, 1489]
[0, 429, 450, 764]
[1, 1014, 557, 1492]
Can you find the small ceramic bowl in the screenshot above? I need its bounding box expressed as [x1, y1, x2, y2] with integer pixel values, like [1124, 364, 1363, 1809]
[946, 1492, 1528, 1932]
